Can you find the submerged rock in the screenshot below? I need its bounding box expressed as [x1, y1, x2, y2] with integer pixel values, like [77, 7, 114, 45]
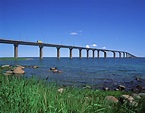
[53, 70, 62, 73]
[33, 66, 39, 69]
[50, 67, 57, 70]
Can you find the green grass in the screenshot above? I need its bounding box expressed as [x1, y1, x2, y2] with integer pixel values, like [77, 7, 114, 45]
[0, 57, 26, 60]
[0, 73, 145, 113]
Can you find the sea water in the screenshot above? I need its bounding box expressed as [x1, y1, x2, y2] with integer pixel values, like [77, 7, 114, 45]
[1, 57, 145, 90]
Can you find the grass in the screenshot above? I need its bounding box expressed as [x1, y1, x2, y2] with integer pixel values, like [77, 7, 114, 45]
[0, 57, 26, 60]
[0, 67, 145, 113]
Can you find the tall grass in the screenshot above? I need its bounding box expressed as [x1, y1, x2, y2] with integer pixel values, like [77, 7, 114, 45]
[0, 73, 144, 113]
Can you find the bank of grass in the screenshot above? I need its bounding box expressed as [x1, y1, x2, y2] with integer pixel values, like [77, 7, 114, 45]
[0, 57, 26, 60]
[0, 74, 145, 112]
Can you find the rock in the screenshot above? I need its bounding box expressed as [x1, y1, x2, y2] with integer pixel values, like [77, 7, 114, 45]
[129, 101, 138, 107]
[120, 94, 139, 107]
[139, 93, 145, 97]
[53, 70, 62, 73]
[105, 96, 118, 103]
[118, 85, 126, 91]
[6, 70, 13, 75]
[57, 88, 64, 93]
[136, 85, 143, 90]
[50, 67, 57, 70]
[120, 95, 134, 103]
[16, 65, 25, 69]
[103, 87, 110, 91]
[33, 66, 39, 68]
[132, 93, 141, 99]
[135, 77, 142, 81]
[1, 65, 10, 68]
[13, 67, 25, 74]
[4, 71, 13, 76]
[53, 70, 59, 73]
[115, 88, 119, 91]
[83, 85, 92, 89]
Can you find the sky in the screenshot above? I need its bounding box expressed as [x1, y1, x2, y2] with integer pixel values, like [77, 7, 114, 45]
[0, 0, 145, 57]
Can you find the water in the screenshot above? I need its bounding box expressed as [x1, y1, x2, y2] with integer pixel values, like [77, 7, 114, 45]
[1, 57, 145, 90]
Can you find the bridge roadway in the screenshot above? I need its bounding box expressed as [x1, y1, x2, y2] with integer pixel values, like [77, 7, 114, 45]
[0, 38, 136, 59]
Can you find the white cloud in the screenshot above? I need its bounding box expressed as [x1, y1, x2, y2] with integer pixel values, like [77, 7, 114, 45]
[70, 32, 78, 36]
[102, 47, 106, 49]
[92, 44, 97, 47]
[86, 45, 90, 48]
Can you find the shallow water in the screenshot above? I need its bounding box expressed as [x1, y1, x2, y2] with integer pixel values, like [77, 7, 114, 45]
[1, 57, 145, 90]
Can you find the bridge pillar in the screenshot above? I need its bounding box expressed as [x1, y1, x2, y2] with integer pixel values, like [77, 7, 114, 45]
[113, 51, 116, 58]
[79, 49, 82, 58]
[104, 51, 107, 58]
[14, 44, 18, 58]
[57, 47, 60, 59]
[39, 46, 43, 59]
[119, 52, 121, 58]
[92, 50, 95, 58]
[69, 48, 73, 59]
[87, 49, 89, 58]
[123, 52, 125, 58]
[97, 50, 100, 58]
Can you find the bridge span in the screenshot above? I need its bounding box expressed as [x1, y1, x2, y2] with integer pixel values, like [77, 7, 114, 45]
[0, 38, 136, 59]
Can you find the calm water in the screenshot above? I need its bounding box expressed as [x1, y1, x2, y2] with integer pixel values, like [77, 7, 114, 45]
[1, 57, 145, 90]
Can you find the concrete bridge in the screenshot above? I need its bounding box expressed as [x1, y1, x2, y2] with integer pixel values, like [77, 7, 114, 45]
[0, 38, 136, 59]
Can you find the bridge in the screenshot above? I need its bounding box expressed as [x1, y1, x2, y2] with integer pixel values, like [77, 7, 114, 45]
[0, 38, 136, 59]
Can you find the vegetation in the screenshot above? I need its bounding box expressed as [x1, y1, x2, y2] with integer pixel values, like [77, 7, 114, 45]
[0, 57, 26, 60]
[0, 67, 145, 113]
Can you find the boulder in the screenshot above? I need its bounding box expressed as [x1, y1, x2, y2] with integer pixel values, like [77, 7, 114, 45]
[50, 67, 57, 70]
[1, 65, 10, 68]
[6, 70, 13, 74]
[33, 66, 39, 68]
[118, 85, 126, 91]
[103, 87, 110, 91]
[16, 65, 25, 69]
[13, 67, 25, 74]
[132, 93, 141, 99]
[135, 77, 142, 81]
[105, 96, 119, 103]
[53, 70, 59, 73]
[4, 71, 13, 76]
[139, 93, 145, 97]
[53, 70, 62, 73]
[57, 88, 64, 93]
[83, 85, 92, 89]
[120, 95, 134, 103]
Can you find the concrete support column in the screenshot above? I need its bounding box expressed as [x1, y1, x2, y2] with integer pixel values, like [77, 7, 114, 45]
[79, 49, 82, 58]
[113, 51, 116, 58]
[39, 46, 43, 59]
[57, 47, 60, 59]
[97, 50, 100, 58]
[92, 50, 95, 58]
[69, 48, 73, 59]
[104, 51, 107, 58]
[119, 52, 121, 58]
[123, 52, 125, 58]
[14, 44, 18, 58]
[87, 49, 89, 58]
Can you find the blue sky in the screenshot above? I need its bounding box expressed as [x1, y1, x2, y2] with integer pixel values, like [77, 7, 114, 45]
[0, 0, 145, 57]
